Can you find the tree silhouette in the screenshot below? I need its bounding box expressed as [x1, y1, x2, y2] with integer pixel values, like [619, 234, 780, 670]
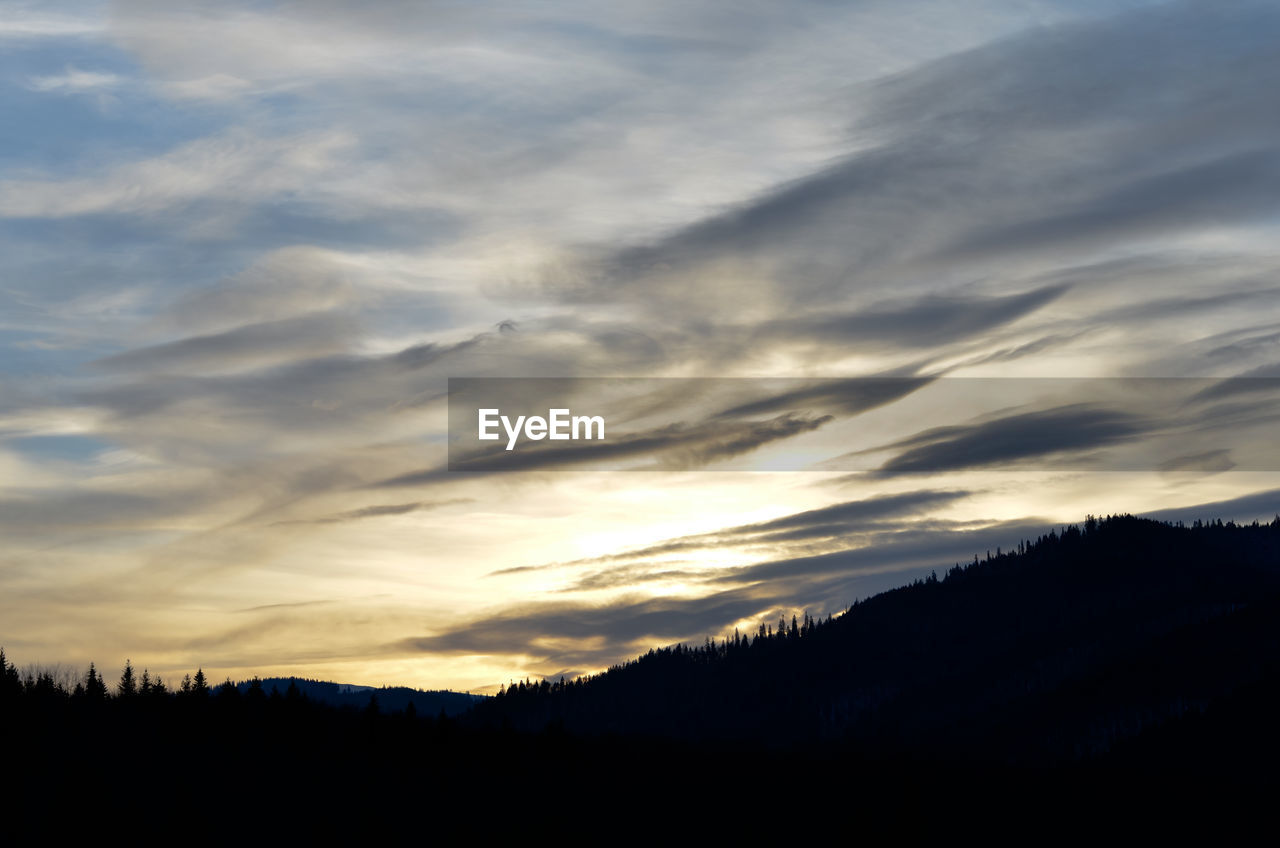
[217, 678, 239, 701]
[0, 648, 21, 700]
[84, 663, 107, 700]
[118, 660, 137, 697]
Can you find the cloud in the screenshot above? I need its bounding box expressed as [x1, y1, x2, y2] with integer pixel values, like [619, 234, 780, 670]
[725, 489, 970, 537]
[710, 518, 1053, 585]
[271, 499, 470, 526]
[863, 404, 1150, 473]
[556, 563, 722, 594]
[938, 150, 1280, 261]
[1190, 368, 1280, 404]
[543, 0, 1280, 332]
[762, 285, 1067, 349]
[0, 129, 358, 219]
[0, 487, 211, 533]
[1204, 327, 1280, 363]
[158, 247, 365, 332]
[947, 330, 1092, 369]
[0, 8, 104, 39]
[1027, 255, 1280, 328]
[1145, 488, 1280, 526]
[82, 330, 491, 427]
[713, 374, 936, 419]
[491, 488, 972, 577]
[94, 312, 360, 374]
[27, 68, 122, 93]
[235, 599, 335, 614]
[1158, 450, 1235, 474]
[393, 585, 787, 668]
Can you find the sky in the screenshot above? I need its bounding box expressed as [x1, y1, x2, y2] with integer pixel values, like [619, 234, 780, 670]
[3, 0, 1280, 693]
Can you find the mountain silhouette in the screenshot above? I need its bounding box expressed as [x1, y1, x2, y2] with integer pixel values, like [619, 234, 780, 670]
[6, 513, 1280, 830]
[470, 514, 1280, 764]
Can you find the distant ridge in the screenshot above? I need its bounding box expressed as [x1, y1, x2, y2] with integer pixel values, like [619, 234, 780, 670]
[238, 676, 483, 716]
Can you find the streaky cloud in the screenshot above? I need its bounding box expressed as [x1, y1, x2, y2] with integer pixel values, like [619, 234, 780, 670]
[714, 373, 935, 419]
[757, 285, 1068, 350]
[865, 404, 1148, 473]
[270, 499, 471, 526]
[94, 312, 359, 373]
[488, 489, 971, 576]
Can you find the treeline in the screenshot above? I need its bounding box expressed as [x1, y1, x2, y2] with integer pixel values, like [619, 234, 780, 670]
[3, 655, 227, 702]
[7, 513, 1280, 830]
[4, 641, 946, 833]
[2, 658, 479, 717]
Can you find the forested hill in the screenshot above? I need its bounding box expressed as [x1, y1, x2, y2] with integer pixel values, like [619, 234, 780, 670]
[471, 514, 1280, 763]
[7, 514, 1280, 826]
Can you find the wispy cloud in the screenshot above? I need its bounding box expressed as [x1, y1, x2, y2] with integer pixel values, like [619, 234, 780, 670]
[271, 499, 471, 526]
[864, 404, 1150, 473]
[94, 312, 360, 374]
[27, 67, 121, 93]
[490, 488, 973, 577]
[0, 7, 104, 39]
[401, 517, 1050, 670]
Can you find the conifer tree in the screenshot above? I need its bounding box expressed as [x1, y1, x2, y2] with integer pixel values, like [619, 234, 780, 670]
[217, 678, 239, 700]
[85, 663, 108, 700]
[118, 660, 138, 697]
[0, 648, 22, 700]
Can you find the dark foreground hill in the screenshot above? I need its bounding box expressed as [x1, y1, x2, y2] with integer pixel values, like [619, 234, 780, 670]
[470, 515, 1280, 764]
[6, 514, 1280, 832]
